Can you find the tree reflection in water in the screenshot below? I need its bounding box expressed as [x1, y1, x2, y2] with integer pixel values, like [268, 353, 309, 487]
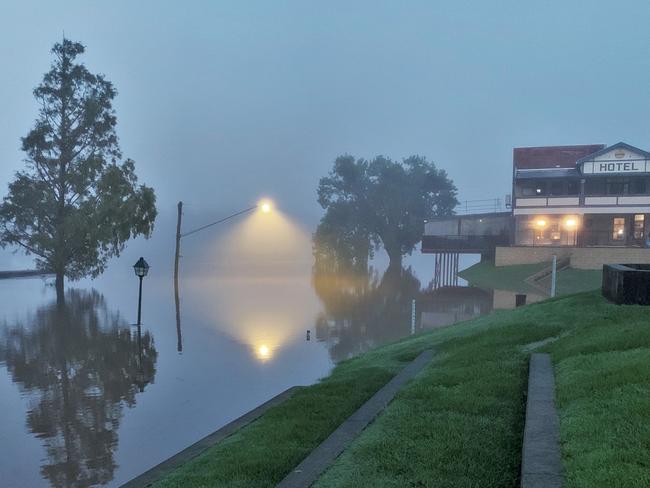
[0, 289, 157, 488]
[313, 260, 421, 362]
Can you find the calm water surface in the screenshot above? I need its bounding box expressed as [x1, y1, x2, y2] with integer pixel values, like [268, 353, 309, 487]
[0, 211, 502, 487]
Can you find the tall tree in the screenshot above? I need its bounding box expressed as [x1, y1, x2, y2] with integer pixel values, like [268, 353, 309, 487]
[0, 39, 156, 302]
[316, 154, 457, 269]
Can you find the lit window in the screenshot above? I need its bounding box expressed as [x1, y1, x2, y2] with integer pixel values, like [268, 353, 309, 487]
[634, 214, 645, 240]
[612, 218, 625, 241]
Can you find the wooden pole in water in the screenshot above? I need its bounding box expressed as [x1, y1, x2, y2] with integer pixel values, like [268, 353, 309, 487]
[174, 202, 183, 352]
[174, 201, 183, 286]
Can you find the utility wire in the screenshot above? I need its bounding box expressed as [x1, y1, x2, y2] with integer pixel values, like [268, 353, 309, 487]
[180, 205, 257, 238]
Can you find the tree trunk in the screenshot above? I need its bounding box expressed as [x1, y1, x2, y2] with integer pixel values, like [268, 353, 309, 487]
[386, 247, 403, 271]
[55, 272, 65, 306]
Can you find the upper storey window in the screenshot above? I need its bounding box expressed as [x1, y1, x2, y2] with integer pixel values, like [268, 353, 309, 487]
[517, 179, 579, 197]
[520, 181, 546, 196]
[585, 177, 648, 196]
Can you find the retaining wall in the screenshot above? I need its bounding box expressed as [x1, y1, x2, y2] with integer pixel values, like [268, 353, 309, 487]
[495, 246, 650, 270]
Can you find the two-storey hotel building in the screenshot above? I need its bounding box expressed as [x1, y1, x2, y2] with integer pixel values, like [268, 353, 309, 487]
[513, 142, 650, 247]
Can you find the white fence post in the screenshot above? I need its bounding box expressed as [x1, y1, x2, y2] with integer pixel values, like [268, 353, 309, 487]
[411, 299, 416, 334]
[550, 255, 557, 298]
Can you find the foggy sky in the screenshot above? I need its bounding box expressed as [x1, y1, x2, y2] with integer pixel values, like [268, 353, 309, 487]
[2, 0, 650, 268]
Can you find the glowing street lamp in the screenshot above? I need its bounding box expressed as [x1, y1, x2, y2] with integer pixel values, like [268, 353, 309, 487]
[133, 257, 149, 326]
[260, 200, 272, 213]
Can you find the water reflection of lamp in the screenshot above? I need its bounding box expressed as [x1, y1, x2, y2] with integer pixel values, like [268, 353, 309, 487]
[0, 290, 158, 486]
[135, 324, 146, 392]
[172, 199, 274, 352]
[133, 257, 149, 326]
[257, 344, 271, 360]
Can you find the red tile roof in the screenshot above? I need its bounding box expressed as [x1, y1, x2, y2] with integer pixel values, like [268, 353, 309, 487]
[513, 144, 605, 170]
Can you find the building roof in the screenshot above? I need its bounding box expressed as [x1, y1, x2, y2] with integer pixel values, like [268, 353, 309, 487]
[513, 144, 605, 169]
[575, 142, 650, 163]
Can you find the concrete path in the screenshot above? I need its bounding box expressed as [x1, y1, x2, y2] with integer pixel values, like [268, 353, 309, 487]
[521, 353, 564, 488]
[120, 386, 301, 488]
[276, 349, 434, 488]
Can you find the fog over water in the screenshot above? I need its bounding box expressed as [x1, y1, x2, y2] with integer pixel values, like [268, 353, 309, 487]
[3, 1, 650, 271]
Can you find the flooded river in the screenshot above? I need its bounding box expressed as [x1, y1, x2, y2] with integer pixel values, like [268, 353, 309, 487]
[0, 211, 519, 487]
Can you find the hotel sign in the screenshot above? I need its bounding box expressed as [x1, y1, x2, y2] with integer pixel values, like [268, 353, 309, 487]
[582, 160, 649, 175]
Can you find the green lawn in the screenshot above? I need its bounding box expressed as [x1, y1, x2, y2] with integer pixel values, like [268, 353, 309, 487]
[541, 267, 603, 296]
[460, 260, 603, 296]
[458, 260, 547, 293]
[155, 292, 650, 487]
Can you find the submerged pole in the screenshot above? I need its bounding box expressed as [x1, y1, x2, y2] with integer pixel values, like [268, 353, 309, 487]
[174, 201, 183, 352]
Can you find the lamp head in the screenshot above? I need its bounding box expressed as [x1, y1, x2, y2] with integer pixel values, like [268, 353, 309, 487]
[259, 200, 272, 214]
[133, 257, 149, 278]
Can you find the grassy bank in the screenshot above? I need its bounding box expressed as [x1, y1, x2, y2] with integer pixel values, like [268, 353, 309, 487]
[538, 267, 602, 296]
[458, 260, 547, 293]
[156, 292, 650, 487]
[459, 260, 602, 295]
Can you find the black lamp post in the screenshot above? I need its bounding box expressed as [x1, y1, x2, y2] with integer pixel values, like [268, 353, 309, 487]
[133, 257, 149, 326]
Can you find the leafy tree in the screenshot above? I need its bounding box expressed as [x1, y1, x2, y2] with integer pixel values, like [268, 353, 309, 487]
[0, 39, 156, 302]
[316, 154, 457, 269]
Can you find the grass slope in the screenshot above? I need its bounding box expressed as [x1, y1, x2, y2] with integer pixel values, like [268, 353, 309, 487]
[460, 261, 602, 295]
[542, 267, 603, 296]
[458, 261, 548, 293]
[156, 292, 650, 488]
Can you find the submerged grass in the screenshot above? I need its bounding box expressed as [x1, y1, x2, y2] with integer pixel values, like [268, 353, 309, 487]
[155, 292, 650, 488]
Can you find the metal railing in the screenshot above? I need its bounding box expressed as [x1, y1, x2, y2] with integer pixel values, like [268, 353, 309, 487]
[514, 228, 648, 248]
[515, 195, 650, 208]
[455, 198, 508, 215]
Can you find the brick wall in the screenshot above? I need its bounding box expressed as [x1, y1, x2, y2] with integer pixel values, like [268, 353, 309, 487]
[495, 246, 650, 270]
[494, 247, 572, 266]
[492, 289, 545, 309]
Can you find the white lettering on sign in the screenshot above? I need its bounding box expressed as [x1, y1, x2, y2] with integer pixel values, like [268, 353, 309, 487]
[586, 160, 648, 174]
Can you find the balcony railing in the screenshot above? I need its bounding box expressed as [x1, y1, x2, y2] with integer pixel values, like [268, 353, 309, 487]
[455, 198, 508, 215]
[515, 195, 650, 208]
[514, 228, 648, 248]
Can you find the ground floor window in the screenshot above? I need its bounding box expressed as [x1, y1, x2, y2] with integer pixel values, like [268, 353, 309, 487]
[612, 217, 625, 241]
[634, 214, 645, 239]
[515, 213, 650, 247]
[515, 215, 579, 246]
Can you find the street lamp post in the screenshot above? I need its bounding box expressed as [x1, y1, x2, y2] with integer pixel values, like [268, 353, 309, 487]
[133, 257, 150, 326]
[171, 199, 273, 351]
[173, 199, 273, 282]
